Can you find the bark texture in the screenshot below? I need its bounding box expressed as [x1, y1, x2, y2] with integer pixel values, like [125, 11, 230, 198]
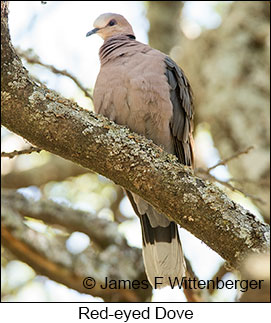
[1, 1, 269, 272]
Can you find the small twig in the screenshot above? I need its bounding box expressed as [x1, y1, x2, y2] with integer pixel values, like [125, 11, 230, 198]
[196, 168, 265, 204]
[230, 177, 269, 186]
[16, 48, 93, 102]
[1, 147, 42, 159]
[207, 146, 254, 172]
[195, 146, 265, 204]
[222, 181, 265, 205]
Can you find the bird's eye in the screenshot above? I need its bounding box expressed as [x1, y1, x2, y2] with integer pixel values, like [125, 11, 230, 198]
[108, 19, 117, 26]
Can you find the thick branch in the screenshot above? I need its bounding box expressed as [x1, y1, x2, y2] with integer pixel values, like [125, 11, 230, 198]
[1, 194, 150, 302]
[2, 189, 129, 250]
[2, 154, 89, 189]
[1, 2, 269, 269]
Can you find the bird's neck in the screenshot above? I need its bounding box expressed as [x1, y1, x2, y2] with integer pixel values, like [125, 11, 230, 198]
[99, 34, 137, 65]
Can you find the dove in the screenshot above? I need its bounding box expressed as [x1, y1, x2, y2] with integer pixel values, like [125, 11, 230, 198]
[87, 13, 194, 288]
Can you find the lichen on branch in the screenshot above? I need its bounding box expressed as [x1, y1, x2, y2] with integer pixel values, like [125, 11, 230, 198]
[1, 1, 269, 271]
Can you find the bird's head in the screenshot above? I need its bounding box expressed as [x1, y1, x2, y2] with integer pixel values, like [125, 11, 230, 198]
[86, 13, 135, 41]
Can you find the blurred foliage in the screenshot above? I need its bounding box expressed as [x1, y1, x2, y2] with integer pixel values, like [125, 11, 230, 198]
[146, 1, 183, 54]
[175, 1, 270, 221]
[1, 1, 269, 302]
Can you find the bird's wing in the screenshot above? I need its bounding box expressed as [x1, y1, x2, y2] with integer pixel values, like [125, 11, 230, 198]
[164, 56, 194, 167]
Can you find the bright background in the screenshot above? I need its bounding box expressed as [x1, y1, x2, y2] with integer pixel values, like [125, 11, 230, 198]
[1, 1, 264, 302]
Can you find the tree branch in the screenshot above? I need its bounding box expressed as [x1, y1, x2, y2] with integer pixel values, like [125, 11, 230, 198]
[16, 48, 93, 102]
[1, 154, 89, 189]
[1, 191, 151, 302]
[195, 146, 265, 204]
[207, 146, 254, 172]
[2, 189, 128, 250]
[196, 167, 265, 205]
[1, 2, 269, 270]
[1, 146, 42, 158]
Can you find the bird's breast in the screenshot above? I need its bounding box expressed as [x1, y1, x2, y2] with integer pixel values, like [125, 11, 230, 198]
[94, 50, 174, 153]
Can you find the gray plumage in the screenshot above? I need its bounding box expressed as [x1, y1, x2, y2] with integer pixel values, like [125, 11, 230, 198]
[87, 13, 194, 288]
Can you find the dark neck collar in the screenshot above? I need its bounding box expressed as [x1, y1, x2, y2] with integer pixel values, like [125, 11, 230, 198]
[126, 34, 136, 39]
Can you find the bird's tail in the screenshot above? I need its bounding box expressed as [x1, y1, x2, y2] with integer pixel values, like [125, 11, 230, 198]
[140, 214, 186, 288]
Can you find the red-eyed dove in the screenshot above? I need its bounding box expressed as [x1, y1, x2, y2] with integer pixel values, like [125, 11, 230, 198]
[87, 13, 194, 288]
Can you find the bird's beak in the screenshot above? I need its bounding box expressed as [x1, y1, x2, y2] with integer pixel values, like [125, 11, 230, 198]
[86, 28, 100, 37]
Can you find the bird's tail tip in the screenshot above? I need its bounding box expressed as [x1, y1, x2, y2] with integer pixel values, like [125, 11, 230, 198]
[141, 215, 186, 288]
